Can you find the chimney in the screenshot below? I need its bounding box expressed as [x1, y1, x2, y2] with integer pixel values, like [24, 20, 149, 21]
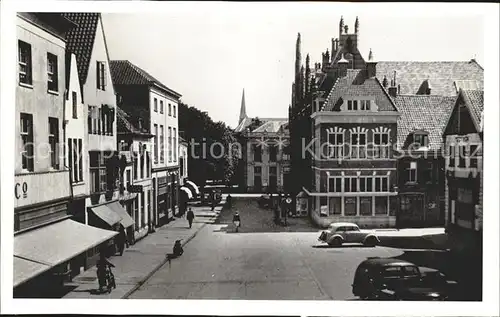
[382, 76, 388, 88]
[388, 71, 398, 97]
[365, 48, 377, 78]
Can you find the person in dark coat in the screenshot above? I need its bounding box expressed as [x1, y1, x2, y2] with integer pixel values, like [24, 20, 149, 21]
[97, 252, 115, 292]
[117, 224, 127, 256]
[186, 207, 195, 229]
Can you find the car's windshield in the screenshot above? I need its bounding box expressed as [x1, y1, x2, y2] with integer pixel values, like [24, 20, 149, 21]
[383, 266, 402, 278]
[348, 226, 360, 231]
[402, 266, 420, 277]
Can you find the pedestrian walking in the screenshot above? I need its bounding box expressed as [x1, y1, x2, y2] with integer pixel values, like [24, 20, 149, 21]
[187, 207, 195, 228]
[116, 224, 127, 256]
[96, 251, 115, 293]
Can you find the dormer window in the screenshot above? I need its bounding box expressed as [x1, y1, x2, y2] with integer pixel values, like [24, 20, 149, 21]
[347, 99, 372, 111]
[412, 132, 429, 148]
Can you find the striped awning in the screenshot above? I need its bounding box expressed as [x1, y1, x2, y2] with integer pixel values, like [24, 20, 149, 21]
[180, 186, 193, 199]
[185, 180, 200, 195]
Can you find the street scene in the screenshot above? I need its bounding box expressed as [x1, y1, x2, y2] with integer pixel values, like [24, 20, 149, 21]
[10, 5, 487, 304]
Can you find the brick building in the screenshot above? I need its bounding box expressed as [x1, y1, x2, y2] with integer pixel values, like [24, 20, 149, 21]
[289, 16, 483, 228]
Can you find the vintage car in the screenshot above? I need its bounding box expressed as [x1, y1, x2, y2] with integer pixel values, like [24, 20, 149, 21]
[352, 257, 457, 301]
[318, 222, 379, 247]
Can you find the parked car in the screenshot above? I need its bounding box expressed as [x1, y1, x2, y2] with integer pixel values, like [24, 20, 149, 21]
[318, 222, 379, 247]
[352, 257, 457, 300]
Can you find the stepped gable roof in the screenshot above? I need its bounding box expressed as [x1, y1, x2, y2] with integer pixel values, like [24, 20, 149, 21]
[321, 69, 397, 112]
[394, 95, 457, 151]
[63, 13, 100, 85]
[116, 107, 153, 137]
[110, 60, 181, 98]
[376, 60, 484, 96]
[461, 89, 484, 131]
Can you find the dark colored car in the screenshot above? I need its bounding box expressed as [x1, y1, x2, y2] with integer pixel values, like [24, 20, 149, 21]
[352, 257, 457, 301]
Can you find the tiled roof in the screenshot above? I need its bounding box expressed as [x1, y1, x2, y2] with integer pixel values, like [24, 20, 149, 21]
[116, 107, 152, 137]
[234, 117, 288, 133]
[461, 89, 484, 131]
[376, 60, 484, 96]
[394, 95, 457, 151]
[110, 60, 181, 98]
[252, 120, 288, 133]
[321, 69, 397, 112]
[63, 13, 100, 85]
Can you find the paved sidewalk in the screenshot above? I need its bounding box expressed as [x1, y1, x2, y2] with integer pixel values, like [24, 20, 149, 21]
[63, 202, 225, 299]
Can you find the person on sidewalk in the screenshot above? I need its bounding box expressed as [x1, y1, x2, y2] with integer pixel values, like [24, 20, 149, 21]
[116, 224, 127, 256]
[187, 207, 195, 229]
[97, 252, 115, 293]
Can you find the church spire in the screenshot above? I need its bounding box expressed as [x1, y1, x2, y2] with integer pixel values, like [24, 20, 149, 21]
[239, 88, 247, 124]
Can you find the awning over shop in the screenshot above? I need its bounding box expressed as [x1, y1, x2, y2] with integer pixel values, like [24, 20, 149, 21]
[107, 201, 135, 228]
[185, 180, 200, 195]
[14, 219, 118, 287]
[180, 186, 193, 199]
[91, 204, 122, 226]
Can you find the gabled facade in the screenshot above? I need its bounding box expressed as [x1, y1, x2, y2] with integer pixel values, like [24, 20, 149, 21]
[443, 89, 483, 255]
[234, 90, 290, 194]
[116, 106, 153, 242]
[393, 95, 457, 228]
[309, 65, 400, 228]
[14, 13, 117, 296]
[110, 59, 182, 227]
[64, 13, 129, 268]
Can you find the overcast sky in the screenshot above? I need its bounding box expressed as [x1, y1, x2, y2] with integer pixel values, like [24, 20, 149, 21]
[102, 5, 484, 129]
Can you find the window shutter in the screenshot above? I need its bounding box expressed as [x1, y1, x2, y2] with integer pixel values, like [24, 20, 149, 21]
[103, 62, 107, 89]
[96, 61, 100, 88]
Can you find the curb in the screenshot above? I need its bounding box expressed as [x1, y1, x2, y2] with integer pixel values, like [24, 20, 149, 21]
[121, 222, 207, 299]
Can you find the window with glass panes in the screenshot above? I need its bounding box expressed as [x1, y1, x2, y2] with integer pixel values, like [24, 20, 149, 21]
[154, 124, 158, 163]
[373, 131, 390, 158]
[327, 130, 344, 159]
[328, 177, 342, 192]
[72, 91, 78, 118]
[48, 117, 59, 169]
[358, 176, 372, 192]
[160, 100, 163, 114]
[344, 177, 358, 192]
[374, 176, 389, 192]
[18, 41, 32, 85]
[469, 144, 479, 168]
[407, 161, 417, 183]
[173, 128, 177, 162]
[168, 127, 172, 162]
[350, 130, 367, 158]
[96, 61, 106, 90]
[89, 152, 107, 193]
[20, 113, 34, 171]
[47, 53, 58, 92]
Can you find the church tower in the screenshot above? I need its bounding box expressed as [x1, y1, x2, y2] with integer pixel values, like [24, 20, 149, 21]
[239, 88, 247, 124]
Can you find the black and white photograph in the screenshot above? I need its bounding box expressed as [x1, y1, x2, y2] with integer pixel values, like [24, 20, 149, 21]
[0, 1, 498, 316]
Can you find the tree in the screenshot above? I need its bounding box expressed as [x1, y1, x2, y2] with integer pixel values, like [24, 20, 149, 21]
[178, 102, 239, 186]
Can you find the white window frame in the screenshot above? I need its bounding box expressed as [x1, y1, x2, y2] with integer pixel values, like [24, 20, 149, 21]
[154, 98, 158, 112]
[47, 53, 58, 92]
[374, 175, 390, 192]
[344, 176, 358, 193]
[173, 127, 177, 162]
[168, 127, 172, 162]
[20, 113, 34, 171]
[160, 100, 163, 114]
[327, 176, 342, 193]
[372, 127, 391, 159]
[48, 117, 58, 169]
[326, 127, 345, 159]
[349, 127, 368, 159]
[413, 132, 429, 148]
[18, 41, 31, 85]
[408, 161, 417, 182]
[358, 176, 372, 192]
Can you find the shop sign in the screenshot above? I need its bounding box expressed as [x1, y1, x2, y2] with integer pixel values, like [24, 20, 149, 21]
[128, 185, 143, 193]
[15, 182, 28, 199]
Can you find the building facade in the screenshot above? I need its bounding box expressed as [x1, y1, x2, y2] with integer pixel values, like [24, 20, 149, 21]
[234, 90, 290, 193]
[64, 13, 133, 268]
[290, 16, 484, 228]
[443, 89, 483, 255]
[116, 107, 153, 242]
[110, 60, 182, 227]
[393, 95, 456, 228]
[14, 13, 117, 295]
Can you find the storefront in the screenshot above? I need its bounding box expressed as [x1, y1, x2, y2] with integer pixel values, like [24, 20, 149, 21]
[157, 176, 168, 224]
[13, 219, 117, 297]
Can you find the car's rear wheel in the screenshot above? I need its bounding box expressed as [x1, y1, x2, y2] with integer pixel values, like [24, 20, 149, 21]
[364, 236, 378, 247]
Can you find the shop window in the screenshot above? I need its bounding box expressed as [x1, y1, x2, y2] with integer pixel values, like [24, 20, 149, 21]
[360, 197, 372, 216]
[375, 196, 388, 215]
[329, 197, 341, 215]
[344, 197, 357, 216]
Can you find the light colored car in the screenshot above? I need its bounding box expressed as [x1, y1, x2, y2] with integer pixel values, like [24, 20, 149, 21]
[318, 222, 380, 247]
